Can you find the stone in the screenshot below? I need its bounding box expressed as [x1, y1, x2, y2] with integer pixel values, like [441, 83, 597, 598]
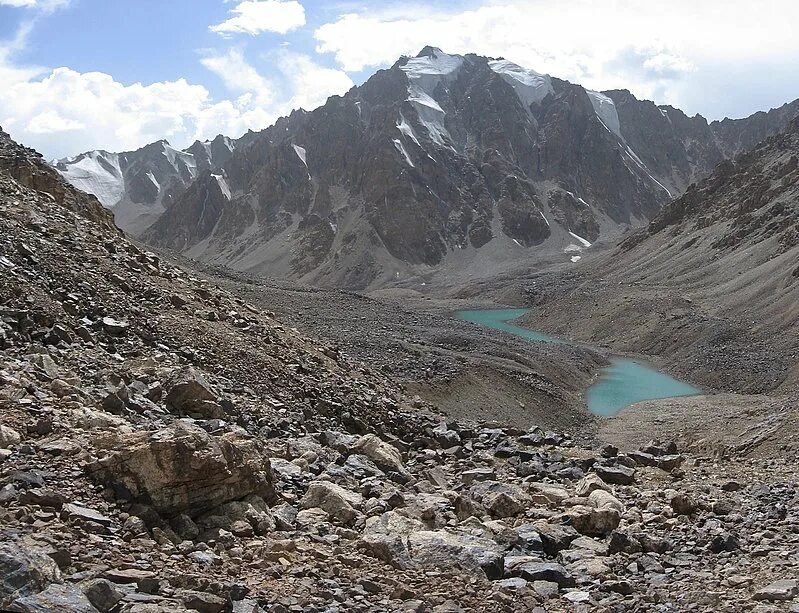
[0, 424, 22, 448]
[587, 489, 624, 513]
[575, 473, 609, 497]
[351, 434, 408, 478]
[533, 521, 579, 556]
[300, 481, 363, 524]
[81, 579, 123, 612]
[508, 561, 575, 588]
[593, 464, 635, 485]
[670, 493, 697, 515]
[528, 482, 570, 506]
[101, 317, 129, 336]
[86, 421, 274, 517]
[461, 468, 495, 485]
[408, 530, 505, 580]
[470, 481, 530, 518]
[181, 590, 226, 613]
[752, 579, 798, 601]
[163, 367, 222, 418]
[18, 488, 65, 509]
[0, 542, 61, 608]
[564, 505, 620, 537]
[608, 530, 642, 555]
[61, 503, 114, 527]
[8, 583, 99, 613]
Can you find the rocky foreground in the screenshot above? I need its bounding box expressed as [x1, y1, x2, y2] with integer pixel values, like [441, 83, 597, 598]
[1, 127, 798, 612]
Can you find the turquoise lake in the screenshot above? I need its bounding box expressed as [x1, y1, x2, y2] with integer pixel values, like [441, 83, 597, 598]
[455, 308, 699, 416]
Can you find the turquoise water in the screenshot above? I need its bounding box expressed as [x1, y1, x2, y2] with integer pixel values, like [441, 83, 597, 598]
[455, 309, 699, 416]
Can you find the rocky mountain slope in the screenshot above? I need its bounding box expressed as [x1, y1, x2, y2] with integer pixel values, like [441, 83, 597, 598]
[53, 135, 238, 235]
[131, 48, 798, 289]
[3, 127, 799, 612]
[519, 117, 799, 394]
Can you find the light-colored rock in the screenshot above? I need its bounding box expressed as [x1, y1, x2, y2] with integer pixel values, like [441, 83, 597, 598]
[0, 424, 21, 448]
[86, 421, 274, 517]
[300, 481, 363, 524]
[352, 434, 408, 477]
[588, 489, 624, 513]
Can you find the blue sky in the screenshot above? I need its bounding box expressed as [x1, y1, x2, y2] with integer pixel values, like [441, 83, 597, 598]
[1, 0, 798, 159]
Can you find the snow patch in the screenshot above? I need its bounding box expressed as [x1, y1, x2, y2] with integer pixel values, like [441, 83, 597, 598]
[400, 49, 462, 148]
[56, 151, 124, 207]
[396, 115, 421, 147]
[146, 171, 160, 191]
[587, 91, 622, 139]
[539, 211, 550, 227]
[212, 173, 231, 200]
[570, 255, 582, 263]
[292, 144, 308, 167]
[488, 59, 553, 108]
[568, 231, 592, 248]
[623, 145, 673, 197]
[393, 139, 415, 167]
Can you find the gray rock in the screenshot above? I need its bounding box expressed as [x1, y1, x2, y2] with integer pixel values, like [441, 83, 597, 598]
[9, 583, 99, 612]
[752, 579, 798, 601]
[81, 579, 123, 612]
[0, 542, 61, 608]
[593, 464, 635, 485]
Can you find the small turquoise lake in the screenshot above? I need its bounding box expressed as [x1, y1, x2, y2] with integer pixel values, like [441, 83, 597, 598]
[455, 308, 699, 416]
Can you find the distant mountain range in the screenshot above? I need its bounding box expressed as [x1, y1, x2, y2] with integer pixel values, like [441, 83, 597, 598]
[54, 47, 799, 288]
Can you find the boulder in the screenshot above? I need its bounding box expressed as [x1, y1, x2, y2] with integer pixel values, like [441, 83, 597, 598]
[359, 511, 505, 579]
[528, 482, 570, 506]
[0, 542, 61, 608]
[163, 367, 222, 418]
[752, 579, 798, 601]
[300, 481, 363, 524]
[86, 421, 274, 517]
[587, 490, 624, 513]
[575, 474, 610, 497]
[0, 424, 22, 448]
[564, 505, 620, 537]
[505, 560, 575, 588]
[197, 495, 275, 535]
[351, 434, 408, 478]
[80, 579, 123, 613]
[593, 464, 635, 485]
[470, 481, 530, 518]
[8, 583, 99, 612]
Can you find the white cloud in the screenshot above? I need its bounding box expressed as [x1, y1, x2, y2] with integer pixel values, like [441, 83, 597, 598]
[200, 48, 273, 104]
[314, 0, 799, 114]
[0, 22, 352, 159]
[211, 0, 306, 36]
[0, 0, 70, 11]
[276, 50, 354, 110]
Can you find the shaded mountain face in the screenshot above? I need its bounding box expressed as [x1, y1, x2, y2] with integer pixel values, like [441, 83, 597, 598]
[53, 135, 236, 235]
[64, 48, 799, 289]
[520, 117, 799, 393]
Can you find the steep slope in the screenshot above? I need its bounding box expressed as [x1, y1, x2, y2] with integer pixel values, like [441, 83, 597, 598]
[138, 48, 798, 289]
[3, 128, 799, 613]
[54, 135, 236, 235]
[519, 117, 799, 393]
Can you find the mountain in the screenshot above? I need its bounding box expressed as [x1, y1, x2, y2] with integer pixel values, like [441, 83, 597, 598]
[53, 134, 237, 234]
[519, 116, 799, 394]
[63, 47, 799, 289]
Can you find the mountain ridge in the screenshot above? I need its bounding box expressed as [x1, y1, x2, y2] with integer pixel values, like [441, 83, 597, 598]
[56, 47, 799, 289]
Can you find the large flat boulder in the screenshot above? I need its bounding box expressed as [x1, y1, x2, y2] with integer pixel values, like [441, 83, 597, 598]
[86, 421, 274, 517]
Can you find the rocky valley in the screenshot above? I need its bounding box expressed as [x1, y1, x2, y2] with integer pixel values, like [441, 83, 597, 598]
[0, 24, 797, 613]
